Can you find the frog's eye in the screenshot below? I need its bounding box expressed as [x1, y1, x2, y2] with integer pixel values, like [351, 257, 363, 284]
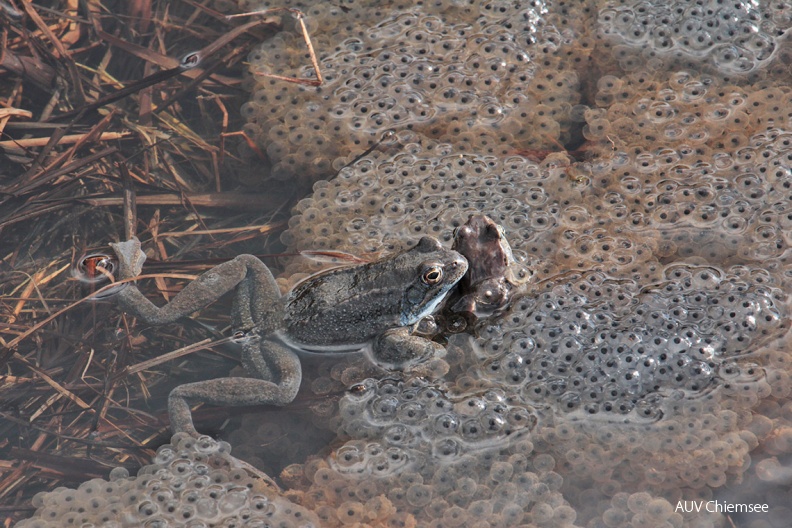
[74, 252, 118, 284]
[348, 383, 368, 395]
[453, 225, 473, 239]
[422, 266, 444, 285]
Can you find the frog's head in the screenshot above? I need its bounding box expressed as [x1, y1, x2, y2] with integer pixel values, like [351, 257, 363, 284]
[452, 214, 514, 287]
[448, 214, 531, 318]
[399, 236, 468, 325]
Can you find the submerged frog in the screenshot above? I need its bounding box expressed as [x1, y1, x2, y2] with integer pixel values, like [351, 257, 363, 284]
[450, 214, 530, 317]
[110, 236, 468, 436]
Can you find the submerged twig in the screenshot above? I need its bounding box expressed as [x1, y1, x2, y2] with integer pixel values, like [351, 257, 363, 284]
[20, 0, 86, 104]
[229, 8, 324, 86]
[4, 146, 117, 196]
[50, 15, 274, 121]
[0, 47, 55, 89]
[75, 192, 282, 210]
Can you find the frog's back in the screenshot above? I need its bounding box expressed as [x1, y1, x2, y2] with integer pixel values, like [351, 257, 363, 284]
[282, 260, 411, 349]
[281, 237, 467, 351]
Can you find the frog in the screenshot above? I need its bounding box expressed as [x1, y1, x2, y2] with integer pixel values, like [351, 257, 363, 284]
[449, 214, 530, 318]
[109, 235, 467, 436]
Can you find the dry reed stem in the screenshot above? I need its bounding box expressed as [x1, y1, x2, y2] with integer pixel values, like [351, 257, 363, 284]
[0, 108, 32, 119]
[0, 131, 130, 148]
[124, 337, 222, 376]
[77, 193, 283, 210]
[0, 1, 295, 521]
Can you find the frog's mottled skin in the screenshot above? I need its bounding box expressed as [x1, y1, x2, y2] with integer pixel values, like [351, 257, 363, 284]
[450, 214, 527, 317]
[110, 236, 467, 436]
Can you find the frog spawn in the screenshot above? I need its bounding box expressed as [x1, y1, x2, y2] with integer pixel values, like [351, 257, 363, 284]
[471, 265, 786, 420]
[292, 425, 577, 528]
[16, 434, 319, 528]
[597, 0, 792, 77]
[279, 129, 610, 283]
[337, 377, 538, 464]
[241, 1, 584, 188]
[269, 67, 792, 524]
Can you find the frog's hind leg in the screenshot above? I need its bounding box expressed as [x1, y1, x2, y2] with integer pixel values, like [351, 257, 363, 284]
[228, 255, 282, 335]
[168, 339, 301, 436]
[113, 251, 280, 326]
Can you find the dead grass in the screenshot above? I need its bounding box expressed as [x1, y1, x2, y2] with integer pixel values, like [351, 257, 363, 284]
[0, 1, 299, 522]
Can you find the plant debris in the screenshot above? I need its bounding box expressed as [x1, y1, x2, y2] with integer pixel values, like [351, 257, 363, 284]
[0, 1, 303, 522]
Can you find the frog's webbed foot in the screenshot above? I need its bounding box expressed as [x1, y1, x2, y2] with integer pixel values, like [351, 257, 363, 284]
[370, 327, 446, 370]
[109, 237, 147, 280]
[452, 277, 512, 318]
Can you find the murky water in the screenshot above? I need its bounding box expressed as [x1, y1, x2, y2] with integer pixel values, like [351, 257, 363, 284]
[17, 0, 792, 526]
[242, 1, 792, 526]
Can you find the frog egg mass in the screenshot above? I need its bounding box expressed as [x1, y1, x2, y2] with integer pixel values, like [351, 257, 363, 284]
[15, 434, 319, 528]
[240, 0, 583, 188]
[262, 0, 792, 522]
[597, 0, 792, 76]
[18, 0, 792, 526]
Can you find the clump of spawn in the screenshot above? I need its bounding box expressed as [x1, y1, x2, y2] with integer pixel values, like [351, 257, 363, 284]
[281, 79, 792, 276]
[275, 378, 578, 526]
[278, 129, 655, 285]
[593, 492, 686, 527]
[474, 265, 786, 420]
[16, 433, 319, 528]
[336, 377, 538, 464]
[273, 67, 792, 521]
[711, 396, 792, 528]
[597, 0, 792, 77]
[276, 71, 792, 280]
[241, 0, 584, 187]
[214, 370, 578, 527]
[466, 265, 788, 500]
[578, 69, 792, 273]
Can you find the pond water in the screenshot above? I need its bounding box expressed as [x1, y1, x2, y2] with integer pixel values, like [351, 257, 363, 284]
[17, 0, 792, 527]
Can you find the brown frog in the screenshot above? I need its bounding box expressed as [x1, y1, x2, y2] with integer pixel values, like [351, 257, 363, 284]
[450, 214, 530, 318]
[109, 236, 468, 436]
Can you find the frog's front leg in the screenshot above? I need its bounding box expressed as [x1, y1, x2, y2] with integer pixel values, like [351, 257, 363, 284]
[168, 338, 301, 436]
[370, 327, 446, 370]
